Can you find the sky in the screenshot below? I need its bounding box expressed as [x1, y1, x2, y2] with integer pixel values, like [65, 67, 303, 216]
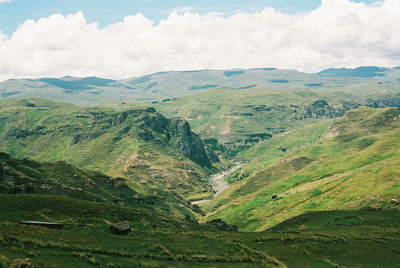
[0, 0, 399, 80]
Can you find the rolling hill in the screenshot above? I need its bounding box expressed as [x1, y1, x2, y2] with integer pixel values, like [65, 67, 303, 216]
[201, 107, 400, 231]
[1, 66, 400, 105]
[0, 152, 202, 220]
[0, 98, 219, 200]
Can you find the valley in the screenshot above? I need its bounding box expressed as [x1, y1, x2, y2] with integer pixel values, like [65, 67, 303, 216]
[1, 67, 400, 267]
[191, 165, 241, 205]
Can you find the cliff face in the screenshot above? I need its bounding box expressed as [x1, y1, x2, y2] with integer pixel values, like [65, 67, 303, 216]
[170, 118, 216, 168]
[117, 110, 218, 167]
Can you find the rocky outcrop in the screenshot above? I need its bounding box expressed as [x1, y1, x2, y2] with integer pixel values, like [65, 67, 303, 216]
[366, 95, 400, 108]
[303, 100, 361, 119]
[68, 108, 218, 167]
[110, 221, 131, 235]
[10, 258, 34, 268]
[170, 118, 216, 167]
[391, 199, 399, 205]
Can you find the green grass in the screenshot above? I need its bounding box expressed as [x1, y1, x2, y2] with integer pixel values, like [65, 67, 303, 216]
[201, 107, 400, 231]
[154, 87, 370, 159]
[0, 153, 207, 221]
[1, 195, 399, 267]
[0, 98, 218, 200]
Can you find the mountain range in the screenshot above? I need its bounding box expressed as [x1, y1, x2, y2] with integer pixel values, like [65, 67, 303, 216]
[1, 66, 400, 267]
[1, 66, 400, 105]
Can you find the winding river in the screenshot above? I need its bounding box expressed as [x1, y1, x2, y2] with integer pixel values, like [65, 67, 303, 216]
[191, 165, 241, 205]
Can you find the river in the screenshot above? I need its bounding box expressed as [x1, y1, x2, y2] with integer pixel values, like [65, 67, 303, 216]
[191, 165, 241, 205]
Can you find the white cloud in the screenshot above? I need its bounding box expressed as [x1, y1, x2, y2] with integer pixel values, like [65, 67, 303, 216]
[0, 0, 12, 3]
[0, 0, 399, 81]
[169, 6, 196, 14]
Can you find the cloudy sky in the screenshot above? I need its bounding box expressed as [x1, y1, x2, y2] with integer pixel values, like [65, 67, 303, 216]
[0, 0, 399, 80]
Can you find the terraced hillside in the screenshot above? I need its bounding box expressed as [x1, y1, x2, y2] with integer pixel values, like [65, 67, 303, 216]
[0, 98, 219, 200]
[201, 107, 400, 231]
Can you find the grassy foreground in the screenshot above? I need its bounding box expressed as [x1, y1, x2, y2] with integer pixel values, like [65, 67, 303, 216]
[0, 195, 399, 267]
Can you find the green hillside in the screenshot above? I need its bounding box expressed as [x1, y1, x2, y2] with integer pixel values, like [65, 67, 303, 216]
[0, 98, 219, 200]
[1, 194, 399, 267]
[2, 68, 400, 266]
[201, 107, 400, 231]
[0, 153, 203, 220]
[154, 88, 374, 157]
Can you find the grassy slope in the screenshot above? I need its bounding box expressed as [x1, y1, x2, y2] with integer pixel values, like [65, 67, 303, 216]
[0, 98, 216, 200]
[0, 153, 202, 220]
[201, 107, 400, 231]
[154, 88, 362, 157]
[0, 195, 399, 267]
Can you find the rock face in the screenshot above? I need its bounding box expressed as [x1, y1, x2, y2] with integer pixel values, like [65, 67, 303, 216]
[110, 221, 131, 235]
[303, 100, 361, 119]
[171, 118, 217, 167]
[73, 109, 218, 168]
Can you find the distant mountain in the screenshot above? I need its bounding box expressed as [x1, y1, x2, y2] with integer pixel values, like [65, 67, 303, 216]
[36, 76, 117, 92]
[1, 67, 400, 105]
[318, 66, 389, 77]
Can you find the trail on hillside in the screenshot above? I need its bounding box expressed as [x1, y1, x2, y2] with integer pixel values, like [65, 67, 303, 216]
[191, 165, 241, 205]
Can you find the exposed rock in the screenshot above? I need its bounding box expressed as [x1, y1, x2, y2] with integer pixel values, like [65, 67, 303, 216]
[110, 221, 131, 235]
[303, 99, 361, 119]
[10, 258, 34, 268]
[390, 199, 399, 205]
[311, 99, 329, 108]
[298, 224, 309, 231]
[171, 118, 217, 167]
[271, 194, 278, 199]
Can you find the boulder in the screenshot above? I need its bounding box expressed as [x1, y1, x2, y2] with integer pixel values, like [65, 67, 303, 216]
[10, 258, 34, 268]
[110, 221, 131, 235]
[298, 224, 309, 231]
[271, 194, 278, 199]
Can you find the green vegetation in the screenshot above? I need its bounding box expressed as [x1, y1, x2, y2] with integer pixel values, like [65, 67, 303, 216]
[1, 195, 399, 267]
[155, 88, 353, 158]
[2, 68, 400, 266]
[0, 153, 203, 220]
[201, 107, 400, 231]
[0, 98, 220, 200]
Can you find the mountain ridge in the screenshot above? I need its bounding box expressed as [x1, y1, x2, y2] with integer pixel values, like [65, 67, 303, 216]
[0, 97, 219, 200]
[2, 66, 400, 105]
